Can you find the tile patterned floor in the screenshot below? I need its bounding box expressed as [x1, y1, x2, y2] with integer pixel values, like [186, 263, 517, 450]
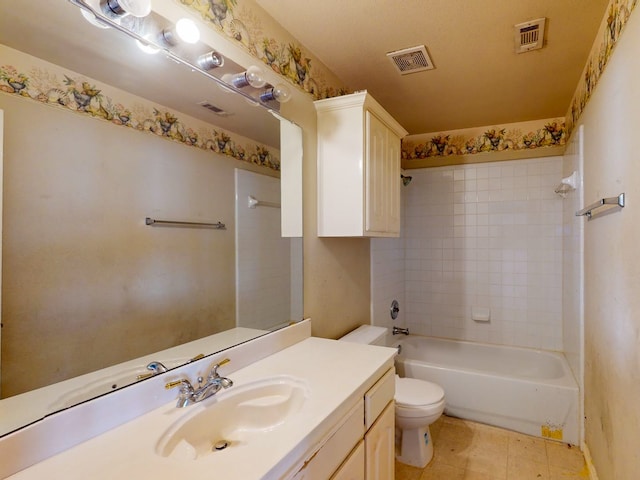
[395, 416, 590, 480]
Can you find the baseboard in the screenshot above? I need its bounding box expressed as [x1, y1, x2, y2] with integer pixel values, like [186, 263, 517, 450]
[581, 442, 599, 480]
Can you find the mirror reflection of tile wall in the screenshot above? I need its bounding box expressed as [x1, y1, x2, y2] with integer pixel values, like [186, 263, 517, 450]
[235, 169, 303, 330]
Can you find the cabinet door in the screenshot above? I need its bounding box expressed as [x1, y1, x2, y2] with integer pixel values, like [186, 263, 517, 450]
[365, 401, 395, 480]
[365, 111, 389, 234]
[331, 441, 365, 480]
[386, 132, 401, 233]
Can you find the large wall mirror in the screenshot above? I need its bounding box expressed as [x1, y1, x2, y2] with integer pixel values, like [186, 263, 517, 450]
[0, 0, 303, 437]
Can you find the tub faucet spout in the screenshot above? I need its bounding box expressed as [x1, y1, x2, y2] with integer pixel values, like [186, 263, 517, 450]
[393, 326, 410, 336]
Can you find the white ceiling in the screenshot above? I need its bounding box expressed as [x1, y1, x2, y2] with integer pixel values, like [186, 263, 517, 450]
[256, 0, 609, 134]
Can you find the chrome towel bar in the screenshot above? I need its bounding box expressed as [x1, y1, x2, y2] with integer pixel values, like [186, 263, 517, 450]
[145, 217, 226, 229]
[576, 193, 625, 220]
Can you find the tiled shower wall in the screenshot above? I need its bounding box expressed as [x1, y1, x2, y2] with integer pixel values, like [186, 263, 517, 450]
[372, 156, 565, 351]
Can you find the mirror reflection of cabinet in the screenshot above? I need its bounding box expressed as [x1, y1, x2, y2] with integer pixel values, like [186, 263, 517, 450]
[315, 91, 407, 237]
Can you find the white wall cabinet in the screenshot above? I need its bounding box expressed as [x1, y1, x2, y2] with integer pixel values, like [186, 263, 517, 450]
[315, 91, 408, 237]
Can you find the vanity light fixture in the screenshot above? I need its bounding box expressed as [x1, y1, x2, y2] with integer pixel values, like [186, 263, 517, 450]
[101, 0, 151, 19]
[136, 37, 160, 54]
[79, 0, 110, 28]
[225, 65, 267, 89]
[259, 83, 292, 103]
[81, 9, 110, 28]
[159, 18, 201, 46]
[197, 51, 224, 70]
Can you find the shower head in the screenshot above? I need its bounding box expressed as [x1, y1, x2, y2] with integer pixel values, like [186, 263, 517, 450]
[401, 174, 412, 186]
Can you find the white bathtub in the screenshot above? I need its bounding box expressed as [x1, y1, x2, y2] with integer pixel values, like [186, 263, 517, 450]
[393, 335, 579, 445]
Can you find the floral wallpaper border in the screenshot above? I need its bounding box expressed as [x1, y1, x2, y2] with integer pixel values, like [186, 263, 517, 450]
[401, 118, 566, 163]
[174, 0, 637, 163]
[565, 0, 638, 135]
[0, 45, 280, 172]
[177, 0, 349, 100]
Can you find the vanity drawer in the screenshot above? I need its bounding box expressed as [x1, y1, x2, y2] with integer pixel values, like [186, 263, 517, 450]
[364, 368, 395, 430]
[291, 399, 364, 479]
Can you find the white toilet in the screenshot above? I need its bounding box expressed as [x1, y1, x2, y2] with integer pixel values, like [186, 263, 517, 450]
[339, 325, 446, 468]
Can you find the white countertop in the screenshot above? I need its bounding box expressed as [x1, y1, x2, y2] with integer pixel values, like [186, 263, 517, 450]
[8, 337, 396, 479]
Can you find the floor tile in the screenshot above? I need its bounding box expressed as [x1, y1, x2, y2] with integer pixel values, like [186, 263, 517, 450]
[466, 450, 507, 479]
[506, 455, 550, 480]
[395, 416, 587, 480]
[434, 437, 472, 469]
[545, 441, 586, 471]
[548, 465, 591, 480]
[419, 461, 465, 480]
[508, 433, 548, 463]
[395, 460, 423, 480]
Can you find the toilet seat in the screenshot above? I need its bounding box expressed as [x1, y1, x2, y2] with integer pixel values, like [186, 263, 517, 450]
[395, 376, 445, 407]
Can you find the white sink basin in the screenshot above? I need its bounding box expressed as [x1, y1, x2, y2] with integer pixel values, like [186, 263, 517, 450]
[155, 375, 309, 460]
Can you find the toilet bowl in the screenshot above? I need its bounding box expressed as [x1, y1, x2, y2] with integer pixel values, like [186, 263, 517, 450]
[338, 325, 446, 468]
[394, 375, 445, 467]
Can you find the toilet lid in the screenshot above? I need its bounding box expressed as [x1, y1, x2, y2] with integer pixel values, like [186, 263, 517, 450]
[395, 376, 445, 407]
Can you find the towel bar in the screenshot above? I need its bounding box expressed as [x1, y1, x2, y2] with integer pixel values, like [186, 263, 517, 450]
[145, 217, 226, 229]
[576, 193, 625, 219]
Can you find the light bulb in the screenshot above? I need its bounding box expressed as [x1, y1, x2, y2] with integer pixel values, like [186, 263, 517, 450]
[228, 66, 266, 89]
[101, 0, 151, 18]
[259, 84, 292, 103]
[197, 51, 224, 70]
[175, 18, 200, 44]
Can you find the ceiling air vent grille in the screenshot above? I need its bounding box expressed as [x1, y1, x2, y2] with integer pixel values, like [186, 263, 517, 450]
[514, 18, 546, 53]
[198, 101, 232, 117]
[386, 45, 434, 75]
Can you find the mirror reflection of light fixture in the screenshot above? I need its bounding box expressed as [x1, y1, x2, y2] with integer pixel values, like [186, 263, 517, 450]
[159, 18, 201, 46]
[224, 65, 267, 89]
[100, 0, 151, 18]
[79, 0, 110, 28]
[197, 51, 224, 70]
[81, 9, 110, 28]
[259, 83, 292, 103]
[136, 37, 160, 55]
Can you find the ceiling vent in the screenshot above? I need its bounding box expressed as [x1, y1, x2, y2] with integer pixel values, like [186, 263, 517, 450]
[386, 45, 434, 75]
[514, 18, 546, 53]
[198, 101, 232, 117]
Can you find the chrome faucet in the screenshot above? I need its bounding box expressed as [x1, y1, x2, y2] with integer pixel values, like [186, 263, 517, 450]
[146, 361, 169, 374]
[165, 358, 233, 408]
[392, 326, 410, 336]
[136, 360, 169, 380]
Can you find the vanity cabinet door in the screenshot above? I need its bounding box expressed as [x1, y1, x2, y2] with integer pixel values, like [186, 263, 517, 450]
[365, 401, 395, 480]
[331, 440, 365, 480]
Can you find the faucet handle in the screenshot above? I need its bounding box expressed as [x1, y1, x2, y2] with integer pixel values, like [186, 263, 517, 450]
[209, 358, 230, 378]
[165, 379, 193, 391]
[216, 358, 231, 368]
[189, 353, 205, 362]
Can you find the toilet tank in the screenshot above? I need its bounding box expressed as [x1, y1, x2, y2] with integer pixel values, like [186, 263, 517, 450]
[339, 325, 388, 346]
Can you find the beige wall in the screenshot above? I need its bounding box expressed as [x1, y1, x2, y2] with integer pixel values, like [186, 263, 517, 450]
[575, 10, 640, 479]
[0, 94, 246, 396]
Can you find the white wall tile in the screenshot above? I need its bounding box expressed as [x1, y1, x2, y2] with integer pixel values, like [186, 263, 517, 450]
[371, 156, 565, 350]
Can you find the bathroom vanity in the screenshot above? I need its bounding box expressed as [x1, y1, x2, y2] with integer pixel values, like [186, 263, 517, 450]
[1, 321, 397, 479]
